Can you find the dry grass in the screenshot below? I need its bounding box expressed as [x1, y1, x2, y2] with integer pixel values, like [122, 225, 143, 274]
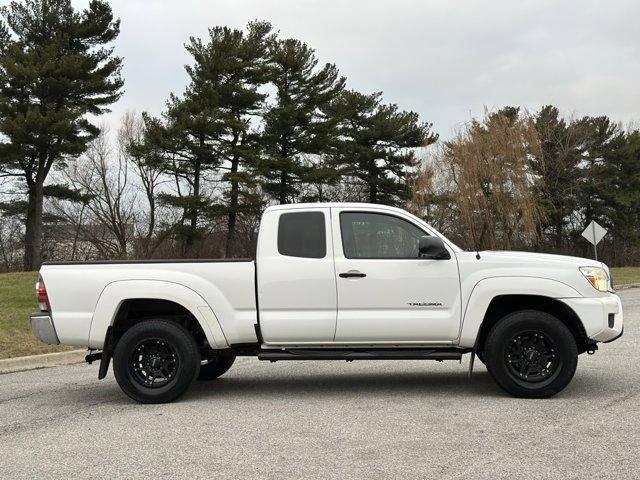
[0, 271, 72, 359]
[611, 267, 640, 287]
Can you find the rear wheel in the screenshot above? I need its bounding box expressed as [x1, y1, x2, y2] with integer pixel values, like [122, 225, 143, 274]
[198, 353, 236, 381]
[113, 319, 200, 404]
[484, 310, 578, 398]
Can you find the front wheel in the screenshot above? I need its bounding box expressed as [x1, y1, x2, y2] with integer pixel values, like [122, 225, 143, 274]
[113, 319, 201, 404]
[484, 310, 578, 398]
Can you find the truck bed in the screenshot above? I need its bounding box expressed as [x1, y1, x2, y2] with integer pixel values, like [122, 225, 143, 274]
[40, 259, 258, 349]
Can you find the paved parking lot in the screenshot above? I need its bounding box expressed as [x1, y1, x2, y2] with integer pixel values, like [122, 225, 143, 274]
[1, 289, 638, 479]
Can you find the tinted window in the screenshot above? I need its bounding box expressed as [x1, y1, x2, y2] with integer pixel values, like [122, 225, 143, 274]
[278, 212, 326, 258]
[340, 212, 426, 259]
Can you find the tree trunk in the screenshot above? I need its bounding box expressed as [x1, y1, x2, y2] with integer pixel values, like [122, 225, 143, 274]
[368, 186, 377, 203]
[24, 181, 44, 271]
[368, 158, 377, 203]
[279, 143, 289, 204]
[184, 161, 201, 256]
[554, 219, 563, 251]
[225, 155, 240, 258]
[279, 169, 288, 204]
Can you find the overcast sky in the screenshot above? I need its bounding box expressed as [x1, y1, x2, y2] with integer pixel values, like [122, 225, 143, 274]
[77, 0, 640, 138]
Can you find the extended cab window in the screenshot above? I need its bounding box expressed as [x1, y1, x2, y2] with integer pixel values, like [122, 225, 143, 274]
[340, 212, 426, 259]
[278, 212, 326, 258]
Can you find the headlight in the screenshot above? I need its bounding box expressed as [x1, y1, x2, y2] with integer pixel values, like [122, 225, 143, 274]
[579, 266, 609, 292]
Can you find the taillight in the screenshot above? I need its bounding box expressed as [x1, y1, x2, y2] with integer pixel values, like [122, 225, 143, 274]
[36, 275, 51, 312]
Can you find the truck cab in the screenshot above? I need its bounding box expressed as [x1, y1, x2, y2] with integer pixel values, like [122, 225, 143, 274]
[257, 204, 462, 344]
[30, 203, 624, 403]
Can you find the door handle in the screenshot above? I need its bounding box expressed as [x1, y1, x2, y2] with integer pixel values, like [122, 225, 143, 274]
[339, 271, 366, 278]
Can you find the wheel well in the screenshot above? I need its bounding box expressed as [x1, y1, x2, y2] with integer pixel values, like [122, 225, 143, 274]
[475, 295, 593, 355]
[110, 299, 209, 351]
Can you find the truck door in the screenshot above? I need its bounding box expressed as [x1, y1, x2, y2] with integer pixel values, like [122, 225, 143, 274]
[256, 207, 338, 343]
[332, 208, 461, 343]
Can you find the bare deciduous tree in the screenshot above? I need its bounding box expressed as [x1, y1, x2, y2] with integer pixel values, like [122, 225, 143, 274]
[119, 112, 167, 258]
[447, 108, 544, 250]
[412, 108, 544, 251]
[53, 127, 136, 259]
[407, 145, 458, 239]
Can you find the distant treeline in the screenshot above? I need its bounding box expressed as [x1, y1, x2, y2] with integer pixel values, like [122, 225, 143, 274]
[410, 106, 640, 266]
[0, 1, 638, 270]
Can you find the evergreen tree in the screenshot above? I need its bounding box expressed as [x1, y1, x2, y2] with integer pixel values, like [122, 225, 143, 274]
[578, 116, 619, 232]
[532, 106, 592, 250]
[597, 129, 640, 257]
[138, 93, 222, 256]
[327, 90, 436, 206]
[580, 118, 640, 262]
[0, 0, 123, 270]
[185, 21, 273, 257]
[261, 38, 345, 204]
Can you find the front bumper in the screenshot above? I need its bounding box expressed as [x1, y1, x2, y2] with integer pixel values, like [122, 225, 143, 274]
[559, 293, 624, 343]
[30, 313, 60, 345]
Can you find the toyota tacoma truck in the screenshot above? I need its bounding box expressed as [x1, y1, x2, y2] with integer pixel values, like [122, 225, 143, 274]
[30, 203, 624, 403]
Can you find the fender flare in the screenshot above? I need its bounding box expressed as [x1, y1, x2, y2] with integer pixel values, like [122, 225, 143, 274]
[458, 276, 582, 348]
[88, 280, 229, 350]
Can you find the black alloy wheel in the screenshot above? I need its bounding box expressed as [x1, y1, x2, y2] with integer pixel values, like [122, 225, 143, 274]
[113, 319, 200, 404]
[483, 310, 578, 398]
[504, 330, 561, 387]
[129, 338, 179, 388]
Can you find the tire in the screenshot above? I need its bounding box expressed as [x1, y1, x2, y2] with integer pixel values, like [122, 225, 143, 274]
[198, 353, 236, 381]
[113, 319, 200, 404]
[484, 310, 578, 398]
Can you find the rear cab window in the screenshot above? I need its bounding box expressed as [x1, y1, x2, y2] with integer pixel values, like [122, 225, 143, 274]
[278, 212, 326, 258]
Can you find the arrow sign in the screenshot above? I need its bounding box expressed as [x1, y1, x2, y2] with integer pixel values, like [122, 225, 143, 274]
[581, 220, 607, 260]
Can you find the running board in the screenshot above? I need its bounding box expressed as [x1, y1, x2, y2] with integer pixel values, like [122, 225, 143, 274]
[258, 348, 465, 362]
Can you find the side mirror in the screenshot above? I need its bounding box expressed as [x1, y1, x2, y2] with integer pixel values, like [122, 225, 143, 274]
[418, 236, 451, 260]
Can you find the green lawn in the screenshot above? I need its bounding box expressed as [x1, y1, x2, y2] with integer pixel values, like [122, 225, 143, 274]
[611, 267, 640, 287]
[0, 271, 71, 359]
[0, 267, 639, 360]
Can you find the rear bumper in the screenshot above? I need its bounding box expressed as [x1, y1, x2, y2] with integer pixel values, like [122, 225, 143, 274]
[30, 313, 60, 345]
[559, 294, 624, 343]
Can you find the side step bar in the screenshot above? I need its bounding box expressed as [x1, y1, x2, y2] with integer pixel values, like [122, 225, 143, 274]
[258, 348, 465, 362]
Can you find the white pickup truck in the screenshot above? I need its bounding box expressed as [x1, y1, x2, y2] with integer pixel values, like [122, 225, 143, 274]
[31, 203, 623, 403]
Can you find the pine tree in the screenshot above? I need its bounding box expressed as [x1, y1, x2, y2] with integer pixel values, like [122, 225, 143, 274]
[579, 118, 640, 263]
[0, 0, 123, 270]
[185, 21, 273, 257]
[531, 106, 592, 250]
[138, 93, 222, 256]
[326, 90, 437, 206]
[261, 38, 345, 204]
[596, 129, 640, 262]
[578, 116, 619, 234]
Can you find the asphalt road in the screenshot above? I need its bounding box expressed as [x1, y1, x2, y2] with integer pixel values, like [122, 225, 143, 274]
[1, 290, 639, 480]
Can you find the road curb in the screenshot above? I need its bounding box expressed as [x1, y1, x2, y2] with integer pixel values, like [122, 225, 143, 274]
[0, 350, 255, 376]
[0, 349, 86, 375]
[616, 283, 640, 290]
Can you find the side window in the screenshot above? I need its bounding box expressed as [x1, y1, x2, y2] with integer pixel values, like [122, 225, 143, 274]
[278, 212, 326, 258]
[340, 212, 426, 259]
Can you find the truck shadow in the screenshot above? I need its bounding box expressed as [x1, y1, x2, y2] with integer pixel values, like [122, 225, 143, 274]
[81, 366, 607, 405]
[185, 370, 506, 400]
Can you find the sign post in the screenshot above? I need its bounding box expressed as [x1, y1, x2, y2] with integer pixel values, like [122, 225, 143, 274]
[581, 220, 607, 261]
